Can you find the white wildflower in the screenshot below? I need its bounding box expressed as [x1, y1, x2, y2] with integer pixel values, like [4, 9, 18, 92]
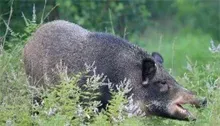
[209, 40, 220, 53]
[46, 107, 57, 116]
[186, 62, 193, 72]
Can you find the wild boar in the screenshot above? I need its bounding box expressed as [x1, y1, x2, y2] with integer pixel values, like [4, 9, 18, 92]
[24, 20, 206, 120]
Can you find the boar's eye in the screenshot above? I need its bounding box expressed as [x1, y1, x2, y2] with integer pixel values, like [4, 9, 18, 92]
[153, 80, 167, 85]
[158, 80, 169, 92]
[160, 80, 166, 85]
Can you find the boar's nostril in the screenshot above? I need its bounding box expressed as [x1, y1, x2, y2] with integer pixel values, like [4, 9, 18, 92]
[201, 98, 207, 107]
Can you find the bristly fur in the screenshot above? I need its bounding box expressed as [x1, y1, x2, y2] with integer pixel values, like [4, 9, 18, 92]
[24, 20, 205, 120]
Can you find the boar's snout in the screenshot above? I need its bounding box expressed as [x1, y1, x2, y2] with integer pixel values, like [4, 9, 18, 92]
[167, 88, 207, 121]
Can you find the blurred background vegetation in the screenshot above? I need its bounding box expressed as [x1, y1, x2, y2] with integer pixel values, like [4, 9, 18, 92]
[0, 0, 219, 39]
[0, 0, 219, 75]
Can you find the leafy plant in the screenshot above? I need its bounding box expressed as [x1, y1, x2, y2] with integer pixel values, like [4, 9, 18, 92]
[3, 4, 38, 51]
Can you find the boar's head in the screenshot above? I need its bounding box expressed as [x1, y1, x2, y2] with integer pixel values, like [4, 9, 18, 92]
[134, 52, 207, 121]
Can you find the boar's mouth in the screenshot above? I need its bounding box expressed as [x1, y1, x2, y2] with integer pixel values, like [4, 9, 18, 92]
[173, 102, 196, 121]
[169, 97, 206, 121]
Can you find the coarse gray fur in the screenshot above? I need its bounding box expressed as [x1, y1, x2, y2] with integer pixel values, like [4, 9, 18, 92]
[24, 20, 206, 120]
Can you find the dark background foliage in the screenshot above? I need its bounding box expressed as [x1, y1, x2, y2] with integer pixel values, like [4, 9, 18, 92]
[0, 0, 219, 42]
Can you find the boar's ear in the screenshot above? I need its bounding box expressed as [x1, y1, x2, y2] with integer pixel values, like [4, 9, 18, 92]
[152, 52, 164, 64]
[142, 58, 157, 85]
